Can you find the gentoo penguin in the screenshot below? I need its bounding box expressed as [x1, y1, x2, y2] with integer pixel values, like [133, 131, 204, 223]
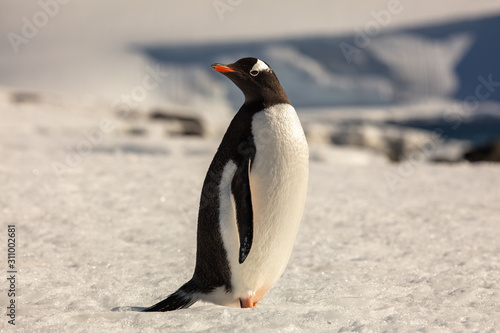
[143, 57, 309, 311]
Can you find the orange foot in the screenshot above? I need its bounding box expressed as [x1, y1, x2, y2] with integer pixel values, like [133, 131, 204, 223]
[240, 297, 258, 308]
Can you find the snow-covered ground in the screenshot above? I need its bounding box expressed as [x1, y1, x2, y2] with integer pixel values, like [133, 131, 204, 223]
[1, 1, 500, 331]
[1, 91, 499, 332]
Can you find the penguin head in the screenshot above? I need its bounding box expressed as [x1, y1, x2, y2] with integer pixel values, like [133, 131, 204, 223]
[211, 57, 290, 105]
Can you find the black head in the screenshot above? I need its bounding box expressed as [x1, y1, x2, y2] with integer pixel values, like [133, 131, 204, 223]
[211, 57, 290, 106]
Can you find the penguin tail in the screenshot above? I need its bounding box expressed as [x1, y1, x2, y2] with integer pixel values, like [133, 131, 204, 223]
[142, 280, 200, 312]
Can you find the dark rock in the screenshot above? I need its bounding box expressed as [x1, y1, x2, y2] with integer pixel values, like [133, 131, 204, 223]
[126, 127, 147, 136]
[149, 109, 204, 136]
[304, 121, 470, 163]
[464, 141, 500, 162]
[10, 92, 40, 104]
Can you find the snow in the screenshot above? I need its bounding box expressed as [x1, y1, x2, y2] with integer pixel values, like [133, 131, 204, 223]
[1, 92, 499, 332]
[368, 33, 474, 99]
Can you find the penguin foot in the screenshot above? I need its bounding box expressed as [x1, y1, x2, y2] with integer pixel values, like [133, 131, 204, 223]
[239, 297, 257, 308]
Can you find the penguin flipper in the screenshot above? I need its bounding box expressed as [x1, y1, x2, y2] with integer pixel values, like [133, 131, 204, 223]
[142, 280, 199, 312]
[231, 157, 254, 264]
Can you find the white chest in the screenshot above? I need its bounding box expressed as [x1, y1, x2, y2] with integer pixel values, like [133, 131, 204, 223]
[210, 104, 309, 306]
[250, 103, 310, 201]
[248, 103, 309, 277]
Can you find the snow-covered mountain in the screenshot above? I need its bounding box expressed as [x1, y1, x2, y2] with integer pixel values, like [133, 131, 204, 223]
[136, 14, 500, 109]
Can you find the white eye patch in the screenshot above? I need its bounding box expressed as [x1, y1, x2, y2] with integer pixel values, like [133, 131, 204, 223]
[250, 59, 270, 75]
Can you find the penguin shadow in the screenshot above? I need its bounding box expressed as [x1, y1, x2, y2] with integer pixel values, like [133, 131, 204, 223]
[111, 306, 147, 312]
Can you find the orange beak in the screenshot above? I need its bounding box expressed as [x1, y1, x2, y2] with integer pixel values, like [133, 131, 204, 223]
[211, 64, 236, 73]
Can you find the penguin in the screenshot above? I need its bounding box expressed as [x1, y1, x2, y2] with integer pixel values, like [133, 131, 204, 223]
[143, 57, 309, 311]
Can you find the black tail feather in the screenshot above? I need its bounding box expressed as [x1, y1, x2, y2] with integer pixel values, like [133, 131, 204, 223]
[142, 280, 199, 312]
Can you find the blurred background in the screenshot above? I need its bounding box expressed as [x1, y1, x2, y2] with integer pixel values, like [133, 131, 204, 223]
[2, 0, 500, 162]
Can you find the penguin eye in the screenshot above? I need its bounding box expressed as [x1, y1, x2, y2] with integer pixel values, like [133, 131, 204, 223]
[250, 70, 259, 77]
